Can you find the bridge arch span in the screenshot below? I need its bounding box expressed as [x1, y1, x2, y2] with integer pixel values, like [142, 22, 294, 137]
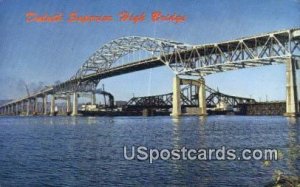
[74, 36, 191, 79]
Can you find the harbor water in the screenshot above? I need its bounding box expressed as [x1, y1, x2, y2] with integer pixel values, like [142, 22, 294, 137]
[0, 116, 299, 186]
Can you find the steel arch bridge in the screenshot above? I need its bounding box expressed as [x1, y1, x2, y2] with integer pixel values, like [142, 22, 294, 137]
[55, 36, 192, 93]
[1, 28, 300, 117]
[54, 28, 300, 94]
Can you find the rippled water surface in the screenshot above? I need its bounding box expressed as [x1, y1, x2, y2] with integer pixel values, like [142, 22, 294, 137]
[0, 116, 299, 186]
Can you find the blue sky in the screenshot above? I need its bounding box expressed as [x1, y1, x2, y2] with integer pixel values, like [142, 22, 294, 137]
[0, 0, 299, 101]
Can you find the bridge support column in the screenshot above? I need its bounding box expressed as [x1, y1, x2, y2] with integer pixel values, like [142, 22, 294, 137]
[66, 94, 71, 115]
[22, 100, 26, 115]
[11, 105, 14, 115]
[50, 95, 55, 116]
[11, 105, 13, 115]
[43, 96, 48, 115]
[15, 104, 18, 115]
[20, 101, 23, 115]
[285, 57, 299, 117]
[171, 75, 182, 117]
[16, 103, 19, 115]
[26, 100, 30, 116]
[71, 92, 78, 116]
[34, 98, 38, 115]
[91, 92, 96, 105]
[14, 104, 17, 115]
[15, 104, 17, 115]
[199, 78, 207, 116]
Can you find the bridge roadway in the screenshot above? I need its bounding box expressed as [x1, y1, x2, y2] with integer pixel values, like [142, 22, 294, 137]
[0, 28, 299, 116]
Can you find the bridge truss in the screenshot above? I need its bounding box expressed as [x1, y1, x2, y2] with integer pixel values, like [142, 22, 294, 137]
[126, 84, 255, 109]
[54, 37, 191, 93]
[53, 28, 300, 94]
[166, 28, 300, 75]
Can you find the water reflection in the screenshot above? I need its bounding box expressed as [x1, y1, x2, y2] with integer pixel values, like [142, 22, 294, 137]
[87, 117, 97, 125]
[170, 116, 210, 185]
[286, 117, 300, 176]
[171, 117, 181, 125]
[199, 116, 207, 126]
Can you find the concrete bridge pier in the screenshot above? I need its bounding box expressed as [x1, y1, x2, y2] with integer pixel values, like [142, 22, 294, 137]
[71, 92, 78, 116]
[43, 96, 48, 115]
[17, 103, 20, 115]
[171, 75, 182, 117]
[15, 103, 18, 115]
[26, 99, 30, 116]
[91, 92, 96, 105]
[21, 101, 24, 115]
[14, 104, 17, 115]
[171, 75, 208, 117]
[34, 98, 38, 115]
[11, 104, 15, 115]
[199, 78, 207, 116]
[22, 100, 26, 115]
[10, 104, 13, 115]
[14, 103, 19, 115]
[50, 95, 56, 116]
[66, 94, 71, 114]
[285, 57, 299, 117]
